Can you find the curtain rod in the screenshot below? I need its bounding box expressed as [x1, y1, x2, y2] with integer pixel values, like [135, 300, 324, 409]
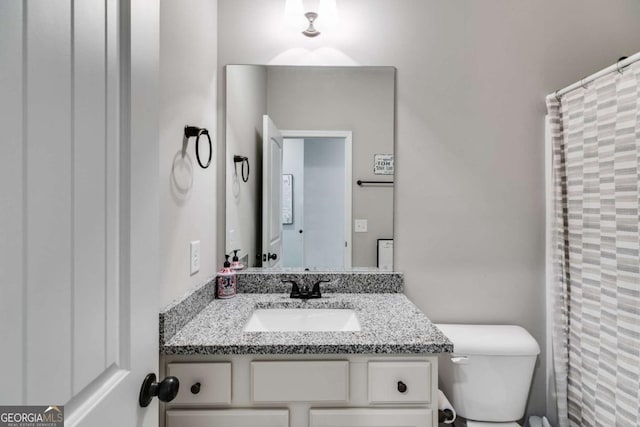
[547, 51, 640, 101]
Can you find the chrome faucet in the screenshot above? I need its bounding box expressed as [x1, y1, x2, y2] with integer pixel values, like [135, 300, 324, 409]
[283, 279, 330, 300]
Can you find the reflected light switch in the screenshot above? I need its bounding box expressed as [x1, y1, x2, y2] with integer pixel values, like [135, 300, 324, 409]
[355, 219, 368, 233]
[190, 241, 200, 275]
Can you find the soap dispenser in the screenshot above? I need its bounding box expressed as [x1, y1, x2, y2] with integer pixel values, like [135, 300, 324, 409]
[230, 249, 244, 270]
[216, 255, 237, 299]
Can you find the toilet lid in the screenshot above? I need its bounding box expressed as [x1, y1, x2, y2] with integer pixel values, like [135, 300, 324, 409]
[436, 324, 540, 356]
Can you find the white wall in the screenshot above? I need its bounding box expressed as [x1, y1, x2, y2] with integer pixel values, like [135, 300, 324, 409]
[160, 0, 218, 307]
[217, 0, 640, 418]
[224, 65, 267, 265]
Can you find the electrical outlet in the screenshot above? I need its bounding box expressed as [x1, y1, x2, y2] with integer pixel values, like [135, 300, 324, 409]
[190, 241, 200, 275]
[355, 219, 368, 233]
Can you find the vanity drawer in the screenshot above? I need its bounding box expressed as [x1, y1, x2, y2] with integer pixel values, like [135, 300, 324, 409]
[251, 361, 349, 403]
[310, 408, 433, 427]
[368, 361, 431, 404]
[167, 362, 231, 405]
[167, 409, 288, 427]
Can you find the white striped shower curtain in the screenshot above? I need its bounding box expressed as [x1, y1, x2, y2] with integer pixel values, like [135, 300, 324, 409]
[547, 61, 640, 427]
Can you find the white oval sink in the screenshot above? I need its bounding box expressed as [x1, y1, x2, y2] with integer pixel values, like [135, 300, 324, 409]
[244, 308, 361, 332]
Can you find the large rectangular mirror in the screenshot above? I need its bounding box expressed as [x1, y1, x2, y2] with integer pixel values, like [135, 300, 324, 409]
[225, 65, 395, 270]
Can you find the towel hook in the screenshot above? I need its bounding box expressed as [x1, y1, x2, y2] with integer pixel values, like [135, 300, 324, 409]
[184, 125, 212, 169]
[233, 155, 250, 183]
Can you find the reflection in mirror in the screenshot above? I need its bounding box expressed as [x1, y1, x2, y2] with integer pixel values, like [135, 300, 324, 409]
[225, 65, 395, 270]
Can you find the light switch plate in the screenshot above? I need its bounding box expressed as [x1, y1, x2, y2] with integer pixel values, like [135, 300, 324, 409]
[355, 219, 368, 233]
[190, 241, 200, 275]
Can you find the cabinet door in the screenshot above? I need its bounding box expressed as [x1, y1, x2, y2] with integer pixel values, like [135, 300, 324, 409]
[310, 408, 432, 427]
[167, 409, 288, 427]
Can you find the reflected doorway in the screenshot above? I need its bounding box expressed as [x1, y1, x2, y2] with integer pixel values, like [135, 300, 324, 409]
[281, 131, 352, 269]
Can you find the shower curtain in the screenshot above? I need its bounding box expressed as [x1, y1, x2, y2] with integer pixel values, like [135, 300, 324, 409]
[547, 61, 640, 427]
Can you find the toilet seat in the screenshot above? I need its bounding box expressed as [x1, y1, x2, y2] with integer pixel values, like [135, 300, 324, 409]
[465, 421, 520, 427]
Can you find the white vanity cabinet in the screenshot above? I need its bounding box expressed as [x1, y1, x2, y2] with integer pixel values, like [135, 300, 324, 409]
[167, 409, 289, 427]
[160, 354, 438, 427]
[310, 408, 432, 427]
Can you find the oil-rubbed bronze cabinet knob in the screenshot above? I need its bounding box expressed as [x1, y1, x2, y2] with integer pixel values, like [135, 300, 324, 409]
[190, 382, 201, 395]
[397, 381, 407, 393]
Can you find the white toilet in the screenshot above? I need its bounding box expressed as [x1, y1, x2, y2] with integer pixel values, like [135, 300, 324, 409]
[436, 324, 540, 427]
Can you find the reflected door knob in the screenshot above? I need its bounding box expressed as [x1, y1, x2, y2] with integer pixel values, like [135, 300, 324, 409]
[268, 253, 278, 261]
[139, 373, 180, 407]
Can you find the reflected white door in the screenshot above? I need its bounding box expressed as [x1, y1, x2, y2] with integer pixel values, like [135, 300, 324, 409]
[262, 115, 284, 268]
[282, 138, 305, 268]
[0, 1, 161, 426]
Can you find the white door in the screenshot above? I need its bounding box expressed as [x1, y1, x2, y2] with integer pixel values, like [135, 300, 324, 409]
[262, 115, 284, 268]
[0, 1, 161, 426]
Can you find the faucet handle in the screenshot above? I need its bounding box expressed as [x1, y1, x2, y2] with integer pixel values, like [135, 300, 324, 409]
[282, 280, 301, 298]
[310, 279, 329, 298]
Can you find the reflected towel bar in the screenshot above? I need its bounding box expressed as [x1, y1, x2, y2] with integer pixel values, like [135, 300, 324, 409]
[357, 180, 394, 186]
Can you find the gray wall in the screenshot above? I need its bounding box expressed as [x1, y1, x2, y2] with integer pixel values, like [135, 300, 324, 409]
[160, 0, 218, 307]
[218, 0, 640, 419]
[225, 65, 267, 264]
[267, 66, 395, 267]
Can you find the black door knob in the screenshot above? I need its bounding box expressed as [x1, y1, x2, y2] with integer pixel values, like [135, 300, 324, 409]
[268, 253, 278, 260]
[397, 381, 407, 393]
[191, 382, 201, 394]
[299, 229, 303, 234]
[139, 373, 180, 407]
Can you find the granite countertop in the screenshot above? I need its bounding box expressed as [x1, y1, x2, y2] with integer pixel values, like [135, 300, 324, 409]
[162, 293, 453, 355]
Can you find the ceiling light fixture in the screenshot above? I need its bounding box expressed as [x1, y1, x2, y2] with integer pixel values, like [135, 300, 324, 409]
[302, 11, 320, 37]
[285, 0, 338, 38]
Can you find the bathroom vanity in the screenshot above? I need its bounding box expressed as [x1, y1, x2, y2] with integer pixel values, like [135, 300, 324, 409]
[159, 271, 452, 427]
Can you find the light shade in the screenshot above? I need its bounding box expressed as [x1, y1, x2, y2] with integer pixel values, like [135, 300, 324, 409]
[283, 0, 305, 30]
[318, 0, 339, 29]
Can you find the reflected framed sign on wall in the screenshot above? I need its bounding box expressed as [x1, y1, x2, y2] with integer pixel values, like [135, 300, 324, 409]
[282, 174, 293, 225]
[374, 154, 394, 175]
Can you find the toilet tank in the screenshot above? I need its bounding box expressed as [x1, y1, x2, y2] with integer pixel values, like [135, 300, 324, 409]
[436, 324, 540, 423]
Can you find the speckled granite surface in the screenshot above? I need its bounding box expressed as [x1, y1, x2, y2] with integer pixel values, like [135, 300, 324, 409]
[162, 293, 453, 355]
[160, 277, 215, 347]
[160, 270, 404, 346]
[237, 270, 403, 293]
